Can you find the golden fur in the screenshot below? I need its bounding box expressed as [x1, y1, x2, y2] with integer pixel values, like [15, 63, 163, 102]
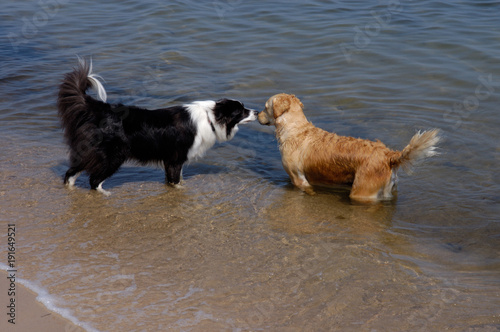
[258, 93, 440, 202]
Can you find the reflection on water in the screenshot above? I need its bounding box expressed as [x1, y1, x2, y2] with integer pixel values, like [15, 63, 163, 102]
[1, 0, 500, 330]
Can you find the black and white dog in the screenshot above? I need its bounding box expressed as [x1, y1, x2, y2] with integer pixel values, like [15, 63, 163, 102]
[57, 59, 257, 194]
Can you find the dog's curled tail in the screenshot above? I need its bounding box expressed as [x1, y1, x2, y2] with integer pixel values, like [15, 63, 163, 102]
[59, 57, 106, 103]
[57, 57, 107, 140]
[390, 129, 441, 173]
[57, 57, 106, 117]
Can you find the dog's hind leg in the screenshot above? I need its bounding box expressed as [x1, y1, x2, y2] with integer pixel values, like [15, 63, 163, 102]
[349, 184, 379, 202]
[89, 175, 114, 196]
[381, 171, 398, 199]
[64, 167, 82, 186]
[88, 157, 125, 195]
[64, 151, 85, 186]
[95, 181, 111, 196]
[89, 175, 109, 195]
[349, 170, 390, 203]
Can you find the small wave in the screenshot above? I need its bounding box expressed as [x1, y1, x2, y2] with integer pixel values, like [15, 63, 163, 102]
[0, 263, 100, 332]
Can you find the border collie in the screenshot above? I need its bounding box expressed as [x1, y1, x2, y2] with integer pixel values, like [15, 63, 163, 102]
[57, 59, 257, 195]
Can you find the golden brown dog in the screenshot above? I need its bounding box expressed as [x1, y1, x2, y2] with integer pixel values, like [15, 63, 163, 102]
[258, 93, 440, 202]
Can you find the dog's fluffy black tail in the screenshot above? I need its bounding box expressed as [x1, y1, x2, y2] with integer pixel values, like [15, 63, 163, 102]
[57, 57, 107, 144]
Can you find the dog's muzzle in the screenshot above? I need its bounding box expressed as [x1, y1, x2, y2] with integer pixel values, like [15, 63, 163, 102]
[258, 111, 271, 125]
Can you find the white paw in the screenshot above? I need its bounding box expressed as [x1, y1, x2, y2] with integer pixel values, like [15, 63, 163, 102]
[97, 182, 111, 196]
[67, 173, 81, 186]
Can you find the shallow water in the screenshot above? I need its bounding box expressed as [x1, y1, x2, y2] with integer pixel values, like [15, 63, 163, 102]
[1, 0, 500, 330]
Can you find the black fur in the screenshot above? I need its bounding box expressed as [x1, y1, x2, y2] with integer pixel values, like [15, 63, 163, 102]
[57, 60, 255, 191]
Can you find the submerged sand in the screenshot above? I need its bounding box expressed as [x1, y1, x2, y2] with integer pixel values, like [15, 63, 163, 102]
[0, 135, 499, 330]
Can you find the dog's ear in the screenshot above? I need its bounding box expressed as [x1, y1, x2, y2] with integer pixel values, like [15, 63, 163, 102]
[272, 94, 292, 119]
[290, 95, 304, 111]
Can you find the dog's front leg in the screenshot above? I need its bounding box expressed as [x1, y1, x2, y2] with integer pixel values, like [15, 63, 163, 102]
[289, 170, 316, 195]
[165, 162, 183, 186]
[296, 182, 316, 195]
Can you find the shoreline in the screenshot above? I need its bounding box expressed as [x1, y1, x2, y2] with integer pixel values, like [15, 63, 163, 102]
[0, 270, 87, 332]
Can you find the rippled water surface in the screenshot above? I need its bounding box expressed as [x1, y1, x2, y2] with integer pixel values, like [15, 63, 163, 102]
[1, 0, 499, 331]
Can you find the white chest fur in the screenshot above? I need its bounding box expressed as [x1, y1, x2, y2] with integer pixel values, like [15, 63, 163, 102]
[186, 101, 218, 161]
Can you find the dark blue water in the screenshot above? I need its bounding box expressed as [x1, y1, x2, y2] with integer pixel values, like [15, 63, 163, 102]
[1, 1, 499, 330]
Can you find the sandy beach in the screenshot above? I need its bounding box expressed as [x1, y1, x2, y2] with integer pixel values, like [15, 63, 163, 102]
[0, 271, 84, 332]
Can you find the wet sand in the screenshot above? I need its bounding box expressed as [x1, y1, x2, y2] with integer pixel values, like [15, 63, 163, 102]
[0, 130, 499, 330]
[0, 271, 83, 332]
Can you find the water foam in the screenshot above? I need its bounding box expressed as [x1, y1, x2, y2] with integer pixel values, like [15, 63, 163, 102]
[0, 263, 100, 332]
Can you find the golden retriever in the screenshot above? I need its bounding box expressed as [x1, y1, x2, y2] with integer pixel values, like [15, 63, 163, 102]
[258, 93, 440, 202]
